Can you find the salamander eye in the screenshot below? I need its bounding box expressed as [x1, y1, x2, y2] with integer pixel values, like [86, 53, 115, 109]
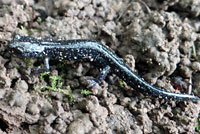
[16, 45, 25, 52]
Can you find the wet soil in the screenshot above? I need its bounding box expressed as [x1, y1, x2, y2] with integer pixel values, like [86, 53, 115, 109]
[0, 0, 200, 134]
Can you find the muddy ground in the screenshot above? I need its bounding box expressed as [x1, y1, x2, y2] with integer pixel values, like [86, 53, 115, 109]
[0, 0, 200, 134]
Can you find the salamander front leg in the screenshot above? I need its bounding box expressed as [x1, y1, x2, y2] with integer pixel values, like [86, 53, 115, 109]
[87, 66, 111, 88]
[44, 57, 50, 70]
[32, 57, 50, 73]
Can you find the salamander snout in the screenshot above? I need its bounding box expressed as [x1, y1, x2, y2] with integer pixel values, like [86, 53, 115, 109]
[9, 34, 24, 52]
[9, 40, 27, 55]
[9, 35, 45, 57]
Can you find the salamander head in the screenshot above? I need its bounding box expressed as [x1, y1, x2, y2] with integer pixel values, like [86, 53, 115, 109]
[9, 34, 44, 57]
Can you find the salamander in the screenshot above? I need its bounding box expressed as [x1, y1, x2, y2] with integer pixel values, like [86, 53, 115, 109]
[9, 34, 200, 101]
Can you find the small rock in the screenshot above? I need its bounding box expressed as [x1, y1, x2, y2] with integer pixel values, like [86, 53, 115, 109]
[26, 103, 40, 115]
[191, 62, 200, 72]
[8, 91, 24, 107]
[8, 68, 21, 79]
[68, 114, 93, 134]
[45, 113, 57, 124]
[14, 79, 28, 91]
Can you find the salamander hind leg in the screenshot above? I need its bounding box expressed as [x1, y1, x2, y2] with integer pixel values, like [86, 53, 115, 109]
[87, 66, 111, 88]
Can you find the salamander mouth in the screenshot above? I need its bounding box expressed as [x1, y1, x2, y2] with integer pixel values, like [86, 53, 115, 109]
[8, 42, 24, 56]
[9, 47, 24, 57]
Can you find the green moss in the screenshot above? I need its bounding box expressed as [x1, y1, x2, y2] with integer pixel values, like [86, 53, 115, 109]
[36, 17, 42, 23]
[81, 89, 92, 95]
[16, 65, 21, 69]
[40, 71, 50, 80]
[192, 44, 197, 57]
[119, 80, 125, 88]
[40, 74, 74, 104]
[33, 28, 40, 33]
[24, 58, 33, 68]
[20, 25, 29, 36]
[196, 114, 200, 131]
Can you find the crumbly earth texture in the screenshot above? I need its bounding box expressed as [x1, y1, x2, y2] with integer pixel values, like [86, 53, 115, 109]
[0, 0, 200, 134]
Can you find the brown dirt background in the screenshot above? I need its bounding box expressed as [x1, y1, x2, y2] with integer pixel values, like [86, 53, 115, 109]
[0, 0, 200, 134]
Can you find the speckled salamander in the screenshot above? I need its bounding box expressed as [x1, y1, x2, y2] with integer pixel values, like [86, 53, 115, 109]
[9, 34, 200, 101]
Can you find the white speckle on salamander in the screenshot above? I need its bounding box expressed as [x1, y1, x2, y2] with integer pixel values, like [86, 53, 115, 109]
[14, 34, 21, 40]
[88, 56, 94, 61]
[90, 58, 94, 61]
[59, 52, 63, 56]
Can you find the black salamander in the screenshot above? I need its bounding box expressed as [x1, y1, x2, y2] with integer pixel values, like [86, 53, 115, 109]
[9, 34, 200, 101]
